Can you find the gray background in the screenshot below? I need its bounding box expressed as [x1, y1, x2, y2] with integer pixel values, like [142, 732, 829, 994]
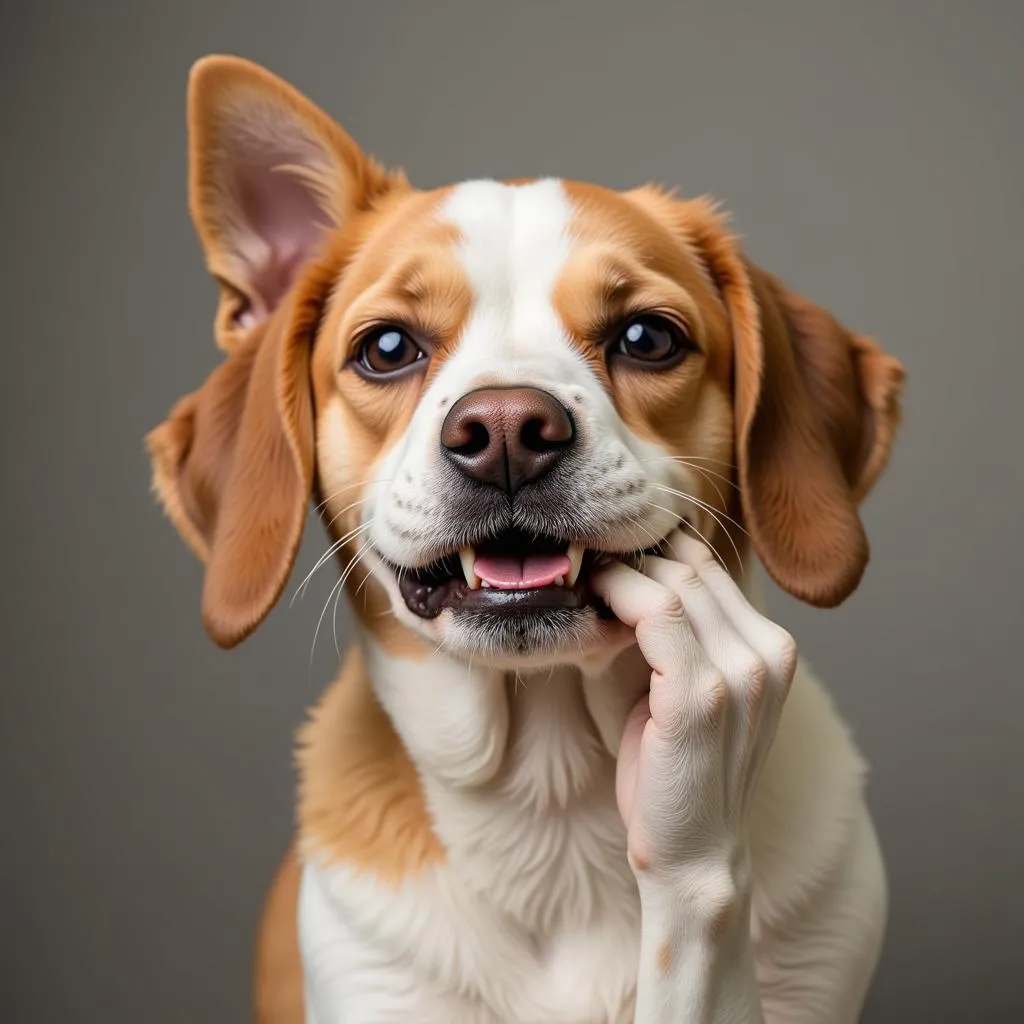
[2, 0, 1021, 1021]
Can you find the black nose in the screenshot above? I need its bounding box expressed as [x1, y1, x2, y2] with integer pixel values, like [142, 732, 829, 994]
[440, 387, 576, 494]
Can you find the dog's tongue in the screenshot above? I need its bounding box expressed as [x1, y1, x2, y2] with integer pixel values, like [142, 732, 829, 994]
[474, 553, 571, 590]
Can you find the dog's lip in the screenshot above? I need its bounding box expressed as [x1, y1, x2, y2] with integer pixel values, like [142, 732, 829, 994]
[386, 545, 609, 621]
[396, 573, 600, 619]
[378, 524, 683, 621]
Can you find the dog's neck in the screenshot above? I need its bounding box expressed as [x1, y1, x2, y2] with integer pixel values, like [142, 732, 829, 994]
[345, 560, 767, 931]
[364, 639, 637, 931]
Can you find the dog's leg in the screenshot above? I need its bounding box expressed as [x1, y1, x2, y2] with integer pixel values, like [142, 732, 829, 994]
[297, 861, 505, 1024]
[254, 843, 305, 1024]
[592, 532, 800, 1023]
[755, 800, 887, 1024]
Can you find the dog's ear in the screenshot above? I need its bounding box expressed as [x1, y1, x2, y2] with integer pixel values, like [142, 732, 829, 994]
[148, 57, 405, 647]
[670, 195, 905, 607]
[146, 287, 320, 649]
[186, 54, 405, 351]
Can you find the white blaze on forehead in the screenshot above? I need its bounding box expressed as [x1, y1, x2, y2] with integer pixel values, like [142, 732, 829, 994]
[436, 178, 582, 380]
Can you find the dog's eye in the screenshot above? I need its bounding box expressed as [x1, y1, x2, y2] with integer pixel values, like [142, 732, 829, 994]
[615, 316, 691, 366]
[358, 327, 425, 376]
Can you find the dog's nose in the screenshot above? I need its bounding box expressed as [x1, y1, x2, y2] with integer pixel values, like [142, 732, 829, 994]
[440, 387, 575, 494]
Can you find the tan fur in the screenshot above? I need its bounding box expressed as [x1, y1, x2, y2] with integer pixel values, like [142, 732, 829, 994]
[656, 941, 672, 976]
[296, 648, 444, 881]
[253, 844, 305, 1024]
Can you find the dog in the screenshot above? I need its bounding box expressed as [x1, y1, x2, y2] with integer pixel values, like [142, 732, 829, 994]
[147, 56, 904, 1024]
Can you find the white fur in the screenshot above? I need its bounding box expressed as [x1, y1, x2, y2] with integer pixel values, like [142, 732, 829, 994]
[302, 179, 887, 1022]
[300, 645, 884, 1022]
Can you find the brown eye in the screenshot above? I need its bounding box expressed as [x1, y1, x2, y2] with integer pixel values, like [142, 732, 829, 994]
[615, 316, 690, 365]
[358, 327, 425, 376]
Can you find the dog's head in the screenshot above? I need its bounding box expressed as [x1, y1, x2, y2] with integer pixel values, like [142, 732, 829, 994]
[147, 57, 904, 668]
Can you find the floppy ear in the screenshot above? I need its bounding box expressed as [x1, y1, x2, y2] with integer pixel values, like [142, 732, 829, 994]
[186, 54, 404, 350]
[680, 198, 905, 607]
[147, 57, 404, 646]
[146, 288, 320, 648]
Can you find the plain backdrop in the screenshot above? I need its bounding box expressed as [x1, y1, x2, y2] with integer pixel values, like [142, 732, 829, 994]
[2, 1, 1022, 1021]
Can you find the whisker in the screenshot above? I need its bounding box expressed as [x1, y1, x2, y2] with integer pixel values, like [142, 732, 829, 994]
[670, 460, 738, 504]
[622, 511, 664, 553]
[661, 462, 729, 510]
[646, 500, 739, 574]
[323, 495, 374, 533]
[310, 572, 348, 675]
[332, 540, 374, 657]
[679, 513, 740, 576]
[354, 565, 375, 601]
[305, 537, 373, 676]
[293, 539, 348, 606]
[291, 519, 374, 606]
[650, 483, 749, 538]
[643, 455, 739, 496]
[301, 513, 373, 589]
[641, 454, 737, 470]
[626, 516, 659, 557]
[313, 477, 394, 515]
[651, 490, 744, 570]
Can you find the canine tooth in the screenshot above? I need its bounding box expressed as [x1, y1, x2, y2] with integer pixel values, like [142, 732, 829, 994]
[459, 547, 480, 590]
[555, 576, 565, 587]
[567, 544, 585, 586]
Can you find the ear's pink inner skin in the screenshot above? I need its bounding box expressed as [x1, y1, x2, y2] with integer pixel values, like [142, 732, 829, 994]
[234, 156, 329, 317]
[473, 553, 572, 589]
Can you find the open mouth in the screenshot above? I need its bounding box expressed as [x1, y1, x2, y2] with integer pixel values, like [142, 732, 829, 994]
[389, 527, 666, 620]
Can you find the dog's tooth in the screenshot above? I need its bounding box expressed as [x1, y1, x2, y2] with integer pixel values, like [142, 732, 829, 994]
[567, 544, 585, 586]
[481, 580, 491, 588]
[555, 576, 565, 587]
[459, 547, 480, 590]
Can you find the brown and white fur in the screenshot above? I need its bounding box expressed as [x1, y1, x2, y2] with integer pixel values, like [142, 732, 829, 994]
[147, 57, 905, 1024]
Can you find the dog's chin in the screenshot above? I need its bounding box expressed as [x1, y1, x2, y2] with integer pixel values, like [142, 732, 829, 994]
[379, 571, 626, 670]
[438, 604, 616, 669]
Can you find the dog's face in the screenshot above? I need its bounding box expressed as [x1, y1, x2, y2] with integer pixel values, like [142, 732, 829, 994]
[148, 58, 904, 668]
[312, 178, 738, 666]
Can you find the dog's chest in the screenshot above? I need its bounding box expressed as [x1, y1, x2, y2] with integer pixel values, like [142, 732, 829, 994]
[424, 675, 642, 1021]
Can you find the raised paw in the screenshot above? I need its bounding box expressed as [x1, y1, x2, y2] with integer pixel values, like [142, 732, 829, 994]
[592, 529, 797, 879]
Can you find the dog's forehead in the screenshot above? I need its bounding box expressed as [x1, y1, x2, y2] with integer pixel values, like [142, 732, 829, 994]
[329, 177, 694, 360]
[433, 177, 652, 300]
[433, 179, 577, 369]
[439, 178, 574, 290]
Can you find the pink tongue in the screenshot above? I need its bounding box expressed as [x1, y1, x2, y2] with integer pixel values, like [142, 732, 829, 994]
[474, 553, 572, 590]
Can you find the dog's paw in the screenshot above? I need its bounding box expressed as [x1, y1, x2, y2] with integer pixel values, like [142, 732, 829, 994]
[593, 530, 797, 893]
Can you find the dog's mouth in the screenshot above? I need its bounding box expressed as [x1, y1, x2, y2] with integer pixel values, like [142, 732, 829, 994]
[386, 527, 669, 620]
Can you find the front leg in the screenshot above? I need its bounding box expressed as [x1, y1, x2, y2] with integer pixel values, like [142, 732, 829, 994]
[593, 532, 798, 1024]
